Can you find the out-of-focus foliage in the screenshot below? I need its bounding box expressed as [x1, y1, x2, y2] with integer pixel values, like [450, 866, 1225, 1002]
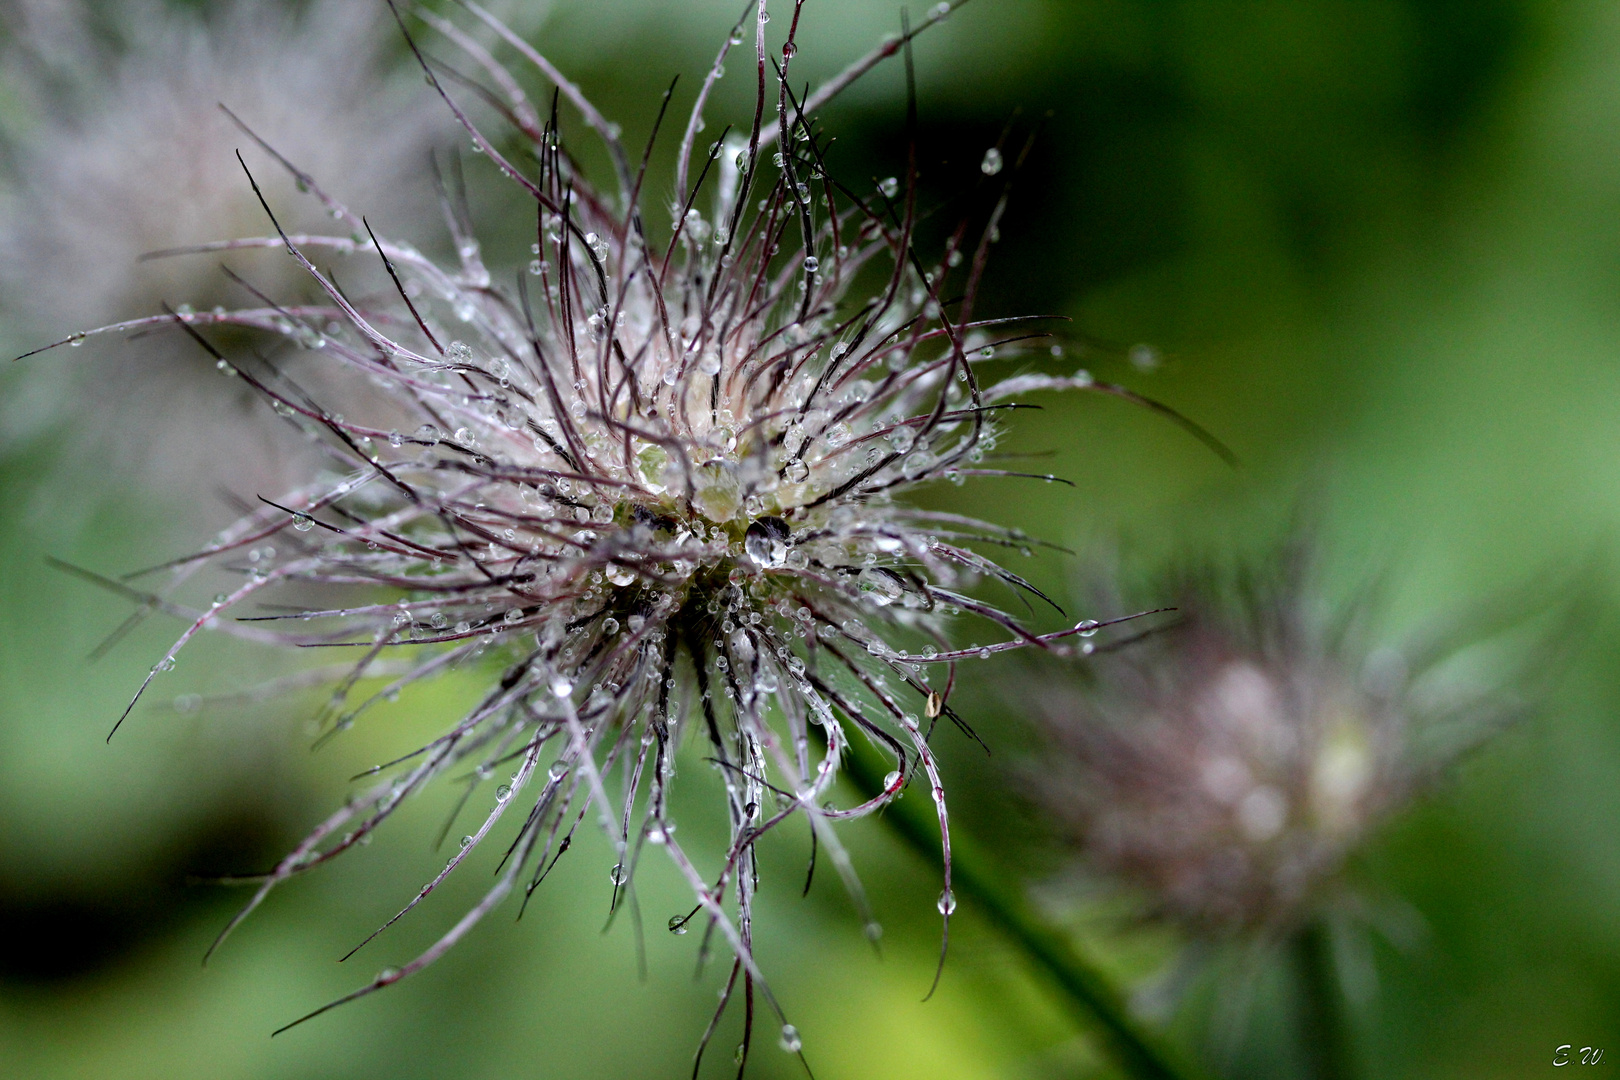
[3, 1, 1618, 1078]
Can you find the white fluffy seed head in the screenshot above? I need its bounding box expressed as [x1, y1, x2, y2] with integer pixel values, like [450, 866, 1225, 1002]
[0, 0, 456, 508]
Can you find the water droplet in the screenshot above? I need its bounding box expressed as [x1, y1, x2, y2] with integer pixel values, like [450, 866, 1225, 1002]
[878, 176, 899, 198]
[548, 761, 569, 780]
[292, 514, 315, 532]
[152, 657, 176, 674]
[779, 1024, 802, 1052]
[980, 147, 1004, 175]
[937, 889, 957, 915]
[459, 835, 474, 849]
[67, 332, 86, 347]
[744, 517, 791, 568]
[857, 568, 903, 606]
[1076, 619, 1100, 637]
[377, 967, 400, 982]
[782, 458, 809, 484]
[668, 915, 688, 934]
[883, 770, 902, 790]
[505, 608, 524, 624]
[863, 921, 883, 942]
[549, 676, 573, 699]
[495, 784, 512, 802]
[609, 863, 627, 885]
[803, 255, 819, 273]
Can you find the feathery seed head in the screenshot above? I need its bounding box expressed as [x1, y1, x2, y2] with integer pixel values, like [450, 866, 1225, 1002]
[1019, 547, 1540, 938]
[35, 0, 1109, 1057]
[0, 0, 455, 499]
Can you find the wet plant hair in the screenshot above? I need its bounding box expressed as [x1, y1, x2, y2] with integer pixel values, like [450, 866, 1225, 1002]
[24, 0, 1162, 1067]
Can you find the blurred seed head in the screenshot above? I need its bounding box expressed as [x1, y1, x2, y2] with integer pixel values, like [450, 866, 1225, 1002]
[0, 0, 455, 510]
[1019, 540, 1543, 938]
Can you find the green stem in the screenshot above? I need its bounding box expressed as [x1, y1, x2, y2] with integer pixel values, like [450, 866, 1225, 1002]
[1294, 919, 1353, 1080]
[841, 746, 1210, 1080]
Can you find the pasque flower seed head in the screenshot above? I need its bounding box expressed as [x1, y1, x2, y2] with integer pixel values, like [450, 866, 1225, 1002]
[29, 0, 1120, 1059]
[1019, 542, 1546, 938]
[0, 0, 455, 507]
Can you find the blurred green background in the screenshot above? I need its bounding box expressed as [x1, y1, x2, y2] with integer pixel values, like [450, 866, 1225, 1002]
[3, 0, 1620, 1077]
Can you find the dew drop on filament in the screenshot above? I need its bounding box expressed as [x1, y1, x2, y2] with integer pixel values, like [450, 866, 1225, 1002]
[744, 517, 791, 568]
